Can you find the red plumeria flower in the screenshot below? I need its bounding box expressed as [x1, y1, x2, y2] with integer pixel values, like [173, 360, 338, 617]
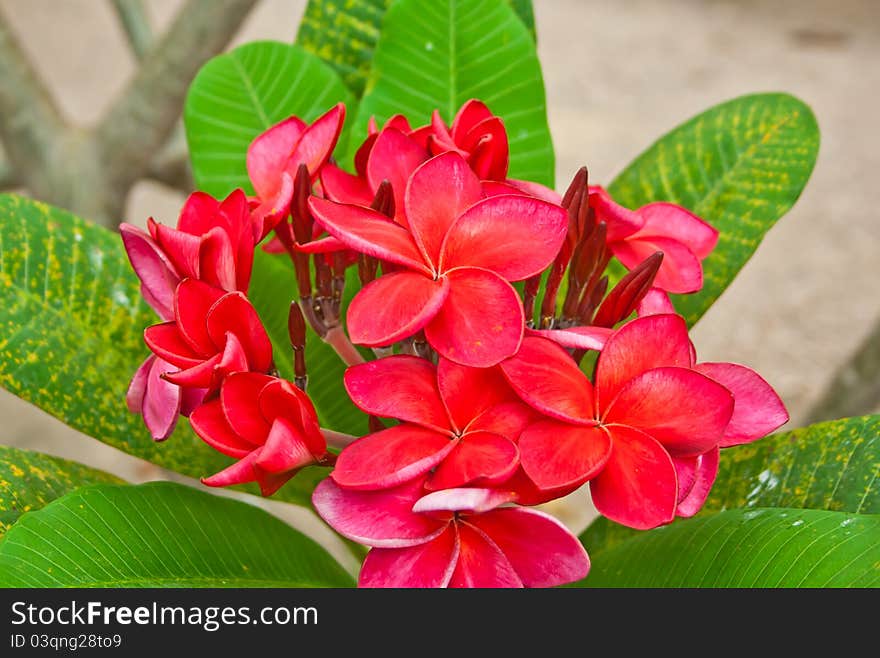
[144, 279, 273, 391]
[190, 372, 329, 496]
[589, 186, 718, 294]
[125, 354, 205, 441]
[313, 477, 590, 588]
[247, 103, 346, 238]
[423, 99, 509, 181]
[334, 355, 534, 491]
[309, 152, 568, 366]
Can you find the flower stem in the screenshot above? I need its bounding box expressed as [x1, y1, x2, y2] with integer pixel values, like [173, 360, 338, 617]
[322, 428, 359, 449]
[324, 326, 366, 366]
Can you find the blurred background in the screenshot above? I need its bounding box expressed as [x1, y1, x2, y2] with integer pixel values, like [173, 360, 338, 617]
[1, 0, 878, 551]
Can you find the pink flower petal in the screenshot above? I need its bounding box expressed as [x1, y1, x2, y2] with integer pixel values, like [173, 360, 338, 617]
[141, 355, 183, 441]
[289, 103, 345, 177]
[525, 325, 612, 351]
[499, 336, 595, 424]
[359, 527, 459, 588]
[590, 425, 678, 530]
[205, 292, 274, 373]
[519, 420, 611, 490]
[425, 267, 524, 367]
[190, 398, 254, 458]
[468, 507, 590, 587]
[449, 523, 522, 588]
[675, 446, 719, 518]
[611, 235, 703, 294]
[308, 197, 431, 274]
[320, 163, 373, 206]
[331, 424, 454, 490]
[506, 179, 563, 205]
[366, 127, 429, 226]
[481, 180, 524, 198]
[219, 372, 274, 444]
[588, 186, 644, 241]
[466, 401, 535, 441]
[404, 152, 482, 267]
[436, 357, 514, 432]
[595, 314, 693, 408]
[255, 417, 317, 472]
[636, 287, 676, 317]
[501, 467, 583, 506]
[413, 487, 518, 515]
[637, 202, 718, 259]
[247, 115, 306, 199]
[250, 172, 294, 242]
[439, 195, 568, 281]
[604, 366, 734, 456]
[426, 431, 519, 490]
[126, 355, 152, 414]
[347, 271, 450, 347]
[312, 477, 446, 548]
[119, 224, 178, 320]
[695, 362, 789, 447]
[343, 355, 450, 432]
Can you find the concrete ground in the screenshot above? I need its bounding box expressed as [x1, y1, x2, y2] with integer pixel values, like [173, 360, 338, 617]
[1, 0, 878, 550]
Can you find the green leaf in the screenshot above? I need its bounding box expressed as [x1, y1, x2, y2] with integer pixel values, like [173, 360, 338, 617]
[577, 508, 880, 588]
[581, 414, 880, 556]
[296, 0, 536, 98]
[0, 482, 354, 587]
[351, 0, 553, 186]
[608, 93, 819, 326]
[0, 446, 122, 536]
[0, 193, 324, 508]
[184, 40, 355, 198]
[248, 250, 367, 435]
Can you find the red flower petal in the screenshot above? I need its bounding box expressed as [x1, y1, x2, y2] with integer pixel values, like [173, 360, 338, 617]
[595, 314, 692, 408]
[219, 372, 274, 444]
[162, 352, 224, 389]
[505, 179, 562, 205]
[152, 222, 202, 280]
[247, 115, 306, 199]
[426, 431, 519, 490]
[177, 191, 222, 235]
[405, 152, 481, 267]
[425, 267, 524, 367]
[588, 186, 644, 241]
[449, 523, 522, 588]
[636, 287, 676, 317]
[312, 477, 446, 548]
[695, 362, 789, 447]
[258, 379, 324, 455]
[190, 398, 254, 458]
[612, 235, 703, 294]
[143, 322, 202, 369]
[255, 417, 317, 473]
[201, 451, 259, 488]
[604, 366, 734, 456]
[499, 336, 595, 424]
[359, 528, 459, 588]
[436, 357, 513, 432]
[461, 116, 508, 180]
[205, 292, 273, 373]
[675, 446, 719, 518]
[466, 401, 535, 441]
[366, 127, 429, 226]
[347, 271, 450, 347]
[198, 226, 237, 291]
[331, 424, 454, 490]
[412, 487, 518, 515]
[497, 467, 583, 506]
[468, 507, 590, 587]
[637, 202, 718, 259]
[519, 420, 611, 490]
[525, 325, 612, 351]
[289, 103, 345, 177]
[174, 279, 225, 355]
[450, 99, 493, 143]
[343, 355, 450, 432]
[439, 195, 568, 281]
[590, 425, 678, 530]
[320, 163, 373, 206]
[308, 197, 431, 274]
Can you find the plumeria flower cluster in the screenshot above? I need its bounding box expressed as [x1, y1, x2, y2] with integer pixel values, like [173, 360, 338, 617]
[122, 99, 788, 588]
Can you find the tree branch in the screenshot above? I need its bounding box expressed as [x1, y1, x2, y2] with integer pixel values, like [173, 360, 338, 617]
[0, 155, 19, 190]
[0, 11, 66, 180]
[803, 318, 880, 424]
[110, 0, 153, 60]
[146, 125, 193, 192]
[95, 0, 259, 192]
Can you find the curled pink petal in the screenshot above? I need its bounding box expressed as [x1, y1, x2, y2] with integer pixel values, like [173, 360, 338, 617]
[525, 325, 612, 351]
[675, 446, 720, 518]
[359, 528, 459, 588]
[413, 487, 517, 515]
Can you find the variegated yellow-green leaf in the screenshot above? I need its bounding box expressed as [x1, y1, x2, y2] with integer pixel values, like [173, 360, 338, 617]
[296, 0, 536, 97]
[0, 445, 122, 536]
[0, 193, 325, 507]
[184, 40, 355, 198]
[607, 92, 819, 326]
[577, 508, 880, 588]
[0, 482, 354, 587]
[580, 414, 880, 556]
[351, 0, 553, 186]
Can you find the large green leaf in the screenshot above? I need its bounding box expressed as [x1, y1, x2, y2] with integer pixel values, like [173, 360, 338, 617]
[296, 0, 536, 98]
[0, 193, 324, 507]
[352, 0, 553, 185]
[608, 93, 819, 326]
[581, 414, 880, 556]
[184, 40, 355, 198]
[0, 482, 354, 587]
[248, 250, 367, 436]
[0, 446, 122, 536]
[578, 508, 879, 588]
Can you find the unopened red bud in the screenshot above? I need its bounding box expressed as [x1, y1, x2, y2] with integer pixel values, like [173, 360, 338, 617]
[592, 251, 664, 327]
[371, 179, 395, 219]
[291, 163, 313, 245]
